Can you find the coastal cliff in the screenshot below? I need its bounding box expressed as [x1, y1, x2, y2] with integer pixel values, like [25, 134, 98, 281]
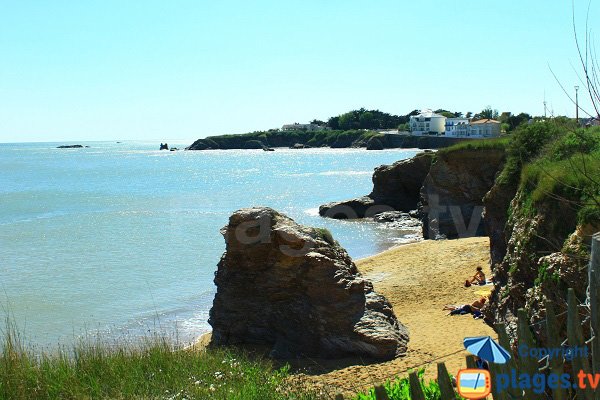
[319, 151, 434, 218]
[420, 146, 506, 239]
[209, 207, 409, 360]
[186, 130, 471, 151]
[320, 142, 507, 240]
[320, 122, 599, 346]
[481, 124, 600, 340]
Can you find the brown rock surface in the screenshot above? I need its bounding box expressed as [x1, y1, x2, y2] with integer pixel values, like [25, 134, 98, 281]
[319, 152, 434, 219]
[420, 148, 506, 239]
[208, 207, 409, 360]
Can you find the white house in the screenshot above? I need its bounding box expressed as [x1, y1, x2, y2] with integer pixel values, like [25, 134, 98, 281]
[444, 118, 470, 137]
[469, 119, 501, 137]
[281, 123, 324, 131]
[409, 109, 446, 135]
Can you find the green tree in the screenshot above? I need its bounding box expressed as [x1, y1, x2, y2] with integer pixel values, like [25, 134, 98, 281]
[338, 112, 356, 130]
[359, 112, 375, 129]
[507, 112, 531, 131]
[327, 116, 340, 129]
[475, 106, 499, 120]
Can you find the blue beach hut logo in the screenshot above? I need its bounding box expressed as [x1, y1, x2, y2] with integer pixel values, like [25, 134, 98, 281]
[457, 369, 492, 399]
[457, 336, 511, 399]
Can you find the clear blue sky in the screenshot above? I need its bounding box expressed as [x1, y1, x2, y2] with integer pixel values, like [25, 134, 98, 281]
[0, 0, 596, 143]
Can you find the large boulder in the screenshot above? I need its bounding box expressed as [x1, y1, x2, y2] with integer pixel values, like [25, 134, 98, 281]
[319, 152, 434, 219]
[208, 207, 409, 360]
[420, 147, 506, 239]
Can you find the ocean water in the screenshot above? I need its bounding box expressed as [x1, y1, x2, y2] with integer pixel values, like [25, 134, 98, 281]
[0, 141, 420, 347]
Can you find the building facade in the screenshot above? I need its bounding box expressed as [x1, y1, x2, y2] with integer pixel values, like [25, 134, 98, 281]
[468, 119, 501, 137]
[409, 110, 447, 135]
[444, 118, 470, 137]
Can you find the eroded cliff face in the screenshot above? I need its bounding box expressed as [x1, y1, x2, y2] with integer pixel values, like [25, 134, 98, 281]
[209, 207, 409, 360]
[420, 148, 506, 239]
[483, 189, 598, 340]
[319, 152, 434, 219]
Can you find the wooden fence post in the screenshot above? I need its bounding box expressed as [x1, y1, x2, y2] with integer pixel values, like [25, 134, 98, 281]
[589, 232, 600, 382]
[545, 300, 567, 400]
[436, 362, 458, 400]
[567, 288, 594, 400]
[374, 384, 389, 400]
[495, 323, 522, 399]
[408, 372, 425, 400]
[517, 308, 545, 400]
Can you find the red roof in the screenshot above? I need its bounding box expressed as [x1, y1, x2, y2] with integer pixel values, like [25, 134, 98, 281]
[471, 119, 500, 125]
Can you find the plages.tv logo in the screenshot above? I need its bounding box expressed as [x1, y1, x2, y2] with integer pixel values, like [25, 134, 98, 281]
[456, 369, 491, 399]
[456, 336, 511, 399]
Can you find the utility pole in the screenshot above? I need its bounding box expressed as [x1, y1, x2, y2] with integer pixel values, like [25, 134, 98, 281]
[575, 85, 580, 123]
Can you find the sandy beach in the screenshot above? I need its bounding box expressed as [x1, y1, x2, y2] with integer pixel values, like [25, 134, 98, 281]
[289, 237, 497, 397]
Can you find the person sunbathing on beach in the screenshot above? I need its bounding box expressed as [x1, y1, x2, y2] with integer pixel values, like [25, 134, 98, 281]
[465, 267, 486, 287]
[443, 296, 487, 316]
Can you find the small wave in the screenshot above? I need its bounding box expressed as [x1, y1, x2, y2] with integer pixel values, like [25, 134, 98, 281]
[304, 207, 320, 217]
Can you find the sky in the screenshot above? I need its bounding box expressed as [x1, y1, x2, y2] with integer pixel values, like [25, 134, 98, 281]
[0, 0, 597, 143]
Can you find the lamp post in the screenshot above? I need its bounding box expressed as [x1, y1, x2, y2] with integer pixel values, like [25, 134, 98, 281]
[575, 85, 580, 122]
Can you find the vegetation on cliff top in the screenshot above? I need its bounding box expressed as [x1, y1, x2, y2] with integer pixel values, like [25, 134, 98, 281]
[187, 129, 383, 150]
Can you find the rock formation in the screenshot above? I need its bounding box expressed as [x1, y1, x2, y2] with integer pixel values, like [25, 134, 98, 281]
[57, 144, 85, 148]
[160, 143, 169, 150]
[483, 188, 599, 342]
[420, 147, 505, 239]
[208, 207, 409, 360]
[365, 136, 384, 150]
[319, 152, 434, 218]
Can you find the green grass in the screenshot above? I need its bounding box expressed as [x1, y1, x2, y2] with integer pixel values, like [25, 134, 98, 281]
[520, 152, 600, 225]
[436, 135, 511, 155]
[0, 322, 316, 400]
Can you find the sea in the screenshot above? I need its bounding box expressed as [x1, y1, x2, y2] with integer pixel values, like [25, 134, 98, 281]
[0, 141, 420, 348]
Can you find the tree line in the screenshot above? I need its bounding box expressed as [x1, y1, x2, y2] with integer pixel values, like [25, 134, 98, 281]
[308, 107, 535, 132]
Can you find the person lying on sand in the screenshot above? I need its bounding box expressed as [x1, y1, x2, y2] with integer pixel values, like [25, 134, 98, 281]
[443, 297, 487, 316]
[465, 267, 486, 287]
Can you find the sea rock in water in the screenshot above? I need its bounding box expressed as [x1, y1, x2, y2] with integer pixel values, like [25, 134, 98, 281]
[160, 143, 169, 150]
[319, 152, 434, 219]
[290, 143, 309, 149]
[208, 207, 409, 360]
[57, 144, 84, 148]
[373, 211, 422, 230]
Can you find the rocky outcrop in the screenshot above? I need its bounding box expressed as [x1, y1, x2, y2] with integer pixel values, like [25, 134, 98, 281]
[208, 207, 409, 360]
[483, 189, 598, 341]
[366, 136, 384, 150]
[160, 143, 169, 150]
[420, 148, 506, 239]
[57, 144, 86, 148]
[482, 179, 519, 266]
[319, 152, 434, 219]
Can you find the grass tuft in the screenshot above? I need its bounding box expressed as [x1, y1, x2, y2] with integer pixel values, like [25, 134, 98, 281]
[0, 320, 316, 400]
